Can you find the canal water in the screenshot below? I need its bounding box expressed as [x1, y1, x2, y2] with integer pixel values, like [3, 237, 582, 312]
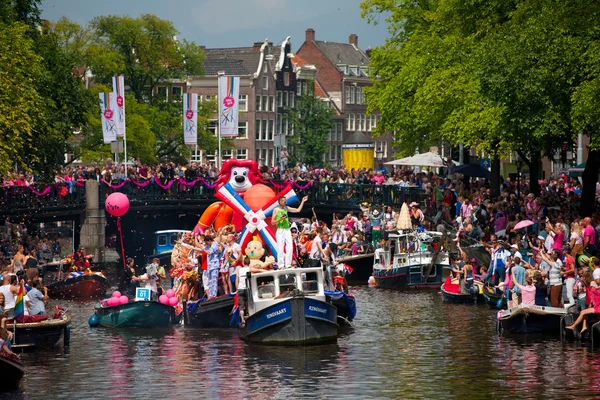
[6, 285, 600, 399]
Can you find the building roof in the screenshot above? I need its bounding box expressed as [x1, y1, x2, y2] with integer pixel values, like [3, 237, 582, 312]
[291, 54, 328, 98]
[203, 59, 249, 76]
[203, 47, 262, 77]
[314, 41, 369, 68]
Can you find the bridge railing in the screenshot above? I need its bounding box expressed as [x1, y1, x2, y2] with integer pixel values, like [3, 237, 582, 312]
[98, 179, 426, 209]
[0, 183, 85, 211]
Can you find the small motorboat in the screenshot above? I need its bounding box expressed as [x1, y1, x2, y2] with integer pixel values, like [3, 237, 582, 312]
[93, 300, 175, 329]
[46, 271, 109, 298]
[145, 229, 191, 265]
[482, 285, 507, 309]
[373, 230, 450, 289]
[497, 304, 567, 335]
[440, 276, 479, 304]
[336, 253, 374, 282]
[185, 294, 236, 328]
[325, 290, 357, 326]
[240, 267, 338, 345]
[6, 309, 71, 350]
[0, 351, 25, 391]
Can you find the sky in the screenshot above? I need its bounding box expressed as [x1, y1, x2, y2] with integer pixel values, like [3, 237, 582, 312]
[41, 0, 390, 50]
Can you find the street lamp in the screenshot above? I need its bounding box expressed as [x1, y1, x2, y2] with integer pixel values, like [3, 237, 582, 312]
[375, 149, 384, 170]
[515, 153, 524, 196]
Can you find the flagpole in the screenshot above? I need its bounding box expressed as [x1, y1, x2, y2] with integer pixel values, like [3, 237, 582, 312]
[218, 74, 222, 169]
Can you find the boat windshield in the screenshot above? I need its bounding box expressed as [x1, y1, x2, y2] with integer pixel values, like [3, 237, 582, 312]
[279, 274, 297, 293]
[301, 272, 319, 294]
[257, 276, 275, 298]
[170, 235, 178, 246]
[157, 235, 167, 246]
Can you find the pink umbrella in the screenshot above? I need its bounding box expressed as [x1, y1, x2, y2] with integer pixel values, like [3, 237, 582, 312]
[514, 220, 534, 230]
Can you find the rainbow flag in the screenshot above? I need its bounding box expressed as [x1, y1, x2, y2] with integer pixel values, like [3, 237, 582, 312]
[14, 281, 24, 322]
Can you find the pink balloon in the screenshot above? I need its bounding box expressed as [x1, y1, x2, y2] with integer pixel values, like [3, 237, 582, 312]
[107, 297, 116, 307]
[166, 289, 175, 298]
[112, 291, 121, 298]
[168, 297, 178, 307]
[119, 295, 129, 305]
[105, 192, 130, 217]
[159, 295, 168, 305]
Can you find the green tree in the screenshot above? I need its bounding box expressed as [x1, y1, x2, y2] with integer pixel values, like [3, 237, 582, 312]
[287, 85, 334, 167]
[86, 14, 204, 102]
[0, 22, 44, 176]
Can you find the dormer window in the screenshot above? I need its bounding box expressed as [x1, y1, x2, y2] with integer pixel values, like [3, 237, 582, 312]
[360, 67, 369, 77]
[337, 64, 348, 74]
[349, 66, 359, 76]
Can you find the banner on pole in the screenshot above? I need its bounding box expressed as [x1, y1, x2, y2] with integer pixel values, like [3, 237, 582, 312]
[99, 92, 117, 144]
[218, 76, 240, 136]
[112, 75, 126, 137]
[183, 93, 198, 145]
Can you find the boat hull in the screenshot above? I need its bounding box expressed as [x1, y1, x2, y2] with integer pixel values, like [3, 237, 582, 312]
[47, 274, 109, 298]
[483, 286, 506, 309]
[7, 317, 70, 350]
[325, 291, 357, 324]
[441, 285, 477, 304]
[241, 297, 338, 345]
[498, 306, 566, 335]
[337, 254, 374, 282]
[0, 353, 24, 390]
[186, 295, 236, 328]
[374, 264, 445, 289]
[95, 301, 173, 328]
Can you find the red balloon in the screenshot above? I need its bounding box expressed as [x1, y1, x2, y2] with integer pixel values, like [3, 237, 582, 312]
[106, 192, 130, 217]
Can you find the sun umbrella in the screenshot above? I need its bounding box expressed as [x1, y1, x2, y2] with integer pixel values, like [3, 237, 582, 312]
[385, 152, 456, 168]
[452, 163, 490, 179]
[396, 203, 412, 230]
[514, 220, 534, 230]
[494, 229, 506, 237]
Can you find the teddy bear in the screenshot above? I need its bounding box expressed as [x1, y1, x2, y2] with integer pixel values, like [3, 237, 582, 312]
[244, 237, 276, 270]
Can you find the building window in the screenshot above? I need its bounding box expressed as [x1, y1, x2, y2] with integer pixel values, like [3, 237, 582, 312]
[261, 148, 267, 165]
[346, 114, 356, 131]
[283, 117, 288, 135]
[360, 67, 369, 77]
[222, 149, 233, 160]
[171, 86, 182, 96]
[237, 148, 248, 159]
[283, 72, 290, 87]
[208, 120, 217, 136]
[277, 91, 282, 107]
[366, 114, 371, 131]
[297, 81, 304, 96]
[262, 76, 268, 90]
[269, 96, 274, 112]
[237, 122, 248, 139]
[337, 64, 348, 74]
[277, 114, 282, 134]
[190, 147, 201, 163]
[205, 151, 217, 163]
[255, 149, 260, 162]
[262, 95, 268, 112]
[289, 93, 295, 108]
[262, 120, 267, 141]
[256, 95, 261, 112]
[268, 149, 274, 166]
[263, 62, 267, 73]
[356, 87, 364, 105]
[239, 94, 248, 111]
[346, 86, 355, 104]
[255, 119, 261, 140]
[268, 120, 274, 141]
[205, 94, 213, 102]
[283, 91, 288, 107]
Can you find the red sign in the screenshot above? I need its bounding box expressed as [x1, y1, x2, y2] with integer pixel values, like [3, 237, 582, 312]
[116, 95, 124, 107]
[186, 109, 194, 120]
[103, 109, 113, 119]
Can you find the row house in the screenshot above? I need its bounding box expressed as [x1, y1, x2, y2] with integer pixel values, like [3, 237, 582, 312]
[296, 28, 394, 166]
[187, 40, 280, 166]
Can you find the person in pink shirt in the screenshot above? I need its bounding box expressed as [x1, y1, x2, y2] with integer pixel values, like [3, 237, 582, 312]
[549, 223, 564, 251]
[512, 272, 536, 305]
[582, 217, 596, 255]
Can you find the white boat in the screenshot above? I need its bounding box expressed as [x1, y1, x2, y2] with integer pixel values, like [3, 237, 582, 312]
[373, 230, 450, 289]
[240, 267, 339, 345]
[497, 304, 567, 334]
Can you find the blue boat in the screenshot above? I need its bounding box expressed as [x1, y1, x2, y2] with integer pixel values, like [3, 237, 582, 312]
[240, 267, 339, 345]
[145, 230, 190, 264]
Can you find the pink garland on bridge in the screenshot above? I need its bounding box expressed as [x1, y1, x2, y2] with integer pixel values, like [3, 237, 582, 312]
[27, 186, 52, 196]
[98, 177, 314, 191]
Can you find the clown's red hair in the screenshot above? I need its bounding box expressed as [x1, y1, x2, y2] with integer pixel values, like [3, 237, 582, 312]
[216, 159, 265, 188]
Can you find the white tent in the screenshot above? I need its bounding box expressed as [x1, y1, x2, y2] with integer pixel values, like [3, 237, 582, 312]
[385, 151, 457, 168]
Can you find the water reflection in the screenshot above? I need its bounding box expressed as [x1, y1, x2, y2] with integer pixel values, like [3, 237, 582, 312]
[5, 286, 600, 399]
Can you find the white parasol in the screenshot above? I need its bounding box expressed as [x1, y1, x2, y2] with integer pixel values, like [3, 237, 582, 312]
[385, 151, 458, 168]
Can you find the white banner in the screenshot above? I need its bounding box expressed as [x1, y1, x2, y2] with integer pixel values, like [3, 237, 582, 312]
[183, 92, 198, 145]
[99, 92, 117, 144]
[218, 76, 240, 136]
[112, 75, 126, 137]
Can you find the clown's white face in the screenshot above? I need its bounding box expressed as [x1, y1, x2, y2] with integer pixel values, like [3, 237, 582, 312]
[229, 167, 252, 192]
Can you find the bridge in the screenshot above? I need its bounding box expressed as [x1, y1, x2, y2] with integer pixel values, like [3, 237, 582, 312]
[0, 179, 425, 264]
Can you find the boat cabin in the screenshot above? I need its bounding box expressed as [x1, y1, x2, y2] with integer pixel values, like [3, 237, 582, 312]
[155, 230, 190, 254]
[247, 267, 326, 315]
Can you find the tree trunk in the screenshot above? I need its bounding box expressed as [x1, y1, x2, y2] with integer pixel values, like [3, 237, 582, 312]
[528, 152, 541, 197]
[491, 153, 501, 197]
[581, 148, 600, 217]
